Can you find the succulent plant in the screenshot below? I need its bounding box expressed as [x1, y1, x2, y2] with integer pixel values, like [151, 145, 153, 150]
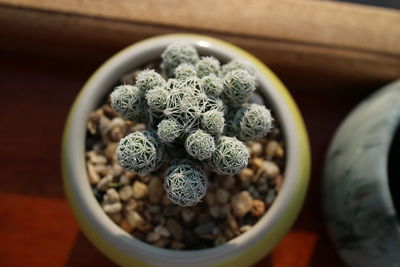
[222, 69, 256, 107]
[174, 63, 197, 80]
[185, 129, 216, 160]
[135, 69, 166, 93]
[229, 104, 273, 141]
[196, 56, 220, 78]
[163, 160, 207, 206]
[116, 131, 164, 174]
[112, 42, 274, 206]
[208, 136, 250, 175]
[161, 42, 200, 78]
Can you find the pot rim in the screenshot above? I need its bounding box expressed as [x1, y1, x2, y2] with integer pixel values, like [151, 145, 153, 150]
[62, 33, 311, 267]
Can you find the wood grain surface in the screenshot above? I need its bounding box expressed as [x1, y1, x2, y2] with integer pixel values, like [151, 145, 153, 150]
[0, 47, 379, 266]
[0, 0, 399, 88]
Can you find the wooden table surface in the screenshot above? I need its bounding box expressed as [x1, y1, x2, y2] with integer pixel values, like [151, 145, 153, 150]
[0, 45, 383, 266]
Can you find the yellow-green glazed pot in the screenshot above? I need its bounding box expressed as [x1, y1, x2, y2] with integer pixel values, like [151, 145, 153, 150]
[62, 34, 311, 267]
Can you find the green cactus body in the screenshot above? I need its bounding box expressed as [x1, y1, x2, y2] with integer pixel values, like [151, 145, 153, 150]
[116, 131, 164, 174]
[110, 85, 146, 122]
[136, 69, 166, 93]
[163, 160, 207, 206]
[222, 69, 256, 107]
[161, 42, 200, 78]
[196, 56, 220, 78]
[209, 136, 250, 175]
[110, 42, 274, 206]
[230, 104, 273, 141]
[185, 129, 216, 160]
[201, 110, 225, 135]
[221, 58, 256, 77]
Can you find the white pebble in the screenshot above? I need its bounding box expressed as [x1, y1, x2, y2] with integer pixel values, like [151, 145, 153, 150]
[119, 185, 133, 201]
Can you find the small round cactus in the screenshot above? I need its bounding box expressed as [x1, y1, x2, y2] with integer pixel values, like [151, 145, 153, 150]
[196, 56, 220, 78]
[201, 110, 225, 135]
[202, 74, 223, 98]
[161, 42, 200, 78]
[110, 85, 146, 122]
[230, 104, 273, 141]
[135, 69, 166, 93]
[145, 86, 169, 111]
[209, 136, 250, 175]
[222, 69, 256, 107]
[221, 58, 256, 77]
[116, 131, 164, 174]
[157, 119, 182, 143]
[185, 129, 216, 160]
[163, 160, 207, 206]
[174, 63, 197, 80]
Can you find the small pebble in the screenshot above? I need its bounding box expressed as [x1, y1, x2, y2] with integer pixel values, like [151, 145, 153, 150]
[181, 208, 196, 224]
[104, 188, 120, 203]
[227, 215, 240, 235]
[130, 123, 147, 132]
[146, 232, 161, 243]
[148, 205, 161, 214]
[216, 188, 230, 204]
[162, 194, 173, 206]
[221, 175, 235, 190]
[214, 235, 227, 246]
[209, 206, 220, 218]
[250, 157, 264, 169]
[166, 218, 183, 241]
[239, 225, 252, 233]
[153, 238, 169, 248]
[119, 175, 131, 185]
[219, 203, 231, 218]
[154, 225, 170, 237]
[87, 163, 100, 184]
[90, 153, 108, 165]
[164, 205, 181, 217]
[132, 181, 149, 199]
[251, 199, 266, 216]
[195, 221, 216, 237]
[257, 177, 269, 193]
[97, 175, 113, 191]
[148, 177, 163, 204]
[238, 168, 254, 187]
[109, 212, 122, 224]
[98, 116, 111, 138]
[231, 191, 253, 217]
[104, 143, 118, 163]
[205, 192, 216, 206]
[119, 219, 133, 233]
[124, 198, 143, 213]
[126, 211, 146, 230]
[119, 185, 133, 201]
[170, 240, 185, 250]
[265, 189, 276, 205]
[265, 140, 284, 158]
[250, 142, 263, 156]
[103, 202, 122, 214]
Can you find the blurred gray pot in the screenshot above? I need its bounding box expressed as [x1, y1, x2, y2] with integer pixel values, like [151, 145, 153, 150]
[323, 80, 400, 267]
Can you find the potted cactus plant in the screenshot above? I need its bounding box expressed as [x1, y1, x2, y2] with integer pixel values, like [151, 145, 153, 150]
[62, 34, 310, 266]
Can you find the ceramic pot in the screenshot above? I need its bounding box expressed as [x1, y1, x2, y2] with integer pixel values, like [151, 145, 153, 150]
[323, 80, 400, 267]
[62, 34, 310, 267]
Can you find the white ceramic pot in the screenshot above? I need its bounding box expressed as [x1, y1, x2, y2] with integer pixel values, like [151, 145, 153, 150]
[62, 34, 310, 267]
[323, 80, 400, 267]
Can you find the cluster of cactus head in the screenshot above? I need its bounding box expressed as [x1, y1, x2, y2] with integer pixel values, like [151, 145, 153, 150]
[111, 42, 273, 206]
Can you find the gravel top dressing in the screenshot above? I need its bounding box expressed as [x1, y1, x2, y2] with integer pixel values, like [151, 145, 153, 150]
[85, 60, 286, 250]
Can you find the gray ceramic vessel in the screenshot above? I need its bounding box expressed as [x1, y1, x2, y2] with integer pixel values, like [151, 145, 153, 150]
[62, 34, 311, 267]
[323, 80, 400, 267]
